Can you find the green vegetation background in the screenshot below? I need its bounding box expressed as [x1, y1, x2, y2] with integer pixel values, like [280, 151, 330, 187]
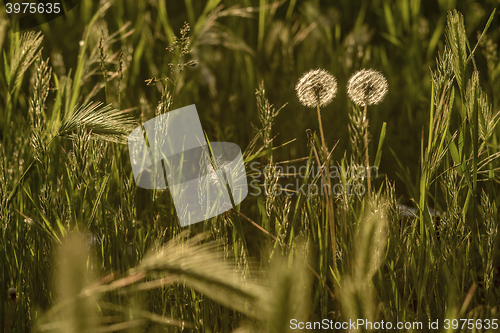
[2, 0, 500, 332]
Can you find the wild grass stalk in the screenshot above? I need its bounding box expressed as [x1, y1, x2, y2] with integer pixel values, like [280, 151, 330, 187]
[7, 100, 135, 206]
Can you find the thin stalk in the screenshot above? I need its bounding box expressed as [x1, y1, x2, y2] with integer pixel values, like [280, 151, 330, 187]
[472, 89, 478, 231]
[3, 90, 14, 144]
[311, 142, 350, 270]
[118, 52, 124, 109]
[316, 105, 337, 279]
[99, 37, 109, 105]
[363, 104, 371, 196]
[311, 143, 332, 230]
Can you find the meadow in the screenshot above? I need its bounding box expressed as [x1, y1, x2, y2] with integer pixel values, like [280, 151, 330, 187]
[1, 0, 500, 332]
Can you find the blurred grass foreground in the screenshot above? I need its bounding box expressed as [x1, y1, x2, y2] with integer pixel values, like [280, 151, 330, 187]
[1, 0, 500, 332]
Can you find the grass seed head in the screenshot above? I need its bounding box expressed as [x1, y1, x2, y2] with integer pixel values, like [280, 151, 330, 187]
[295, 68, 337, 108]
[347, 68, 388, 106]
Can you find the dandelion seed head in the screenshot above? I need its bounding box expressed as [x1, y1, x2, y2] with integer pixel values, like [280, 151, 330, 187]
[347, 69, 388, 106]
[295, 69, 337, 108]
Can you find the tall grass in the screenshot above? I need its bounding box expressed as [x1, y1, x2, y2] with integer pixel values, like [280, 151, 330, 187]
[1, 1, 500, 332]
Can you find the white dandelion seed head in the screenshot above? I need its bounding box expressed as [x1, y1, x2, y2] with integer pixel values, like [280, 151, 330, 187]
[295, 68, 337, 108]
[347, 69, 388, 106]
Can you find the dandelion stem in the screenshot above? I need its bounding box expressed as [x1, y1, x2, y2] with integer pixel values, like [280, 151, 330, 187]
[316, 106, 328, 160]
[363, 104, 371, 196]
[316, 105, 337, 281]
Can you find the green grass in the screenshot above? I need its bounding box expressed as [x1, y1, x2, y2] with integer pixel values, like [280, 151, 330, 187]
[1, 0, 500, 332]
